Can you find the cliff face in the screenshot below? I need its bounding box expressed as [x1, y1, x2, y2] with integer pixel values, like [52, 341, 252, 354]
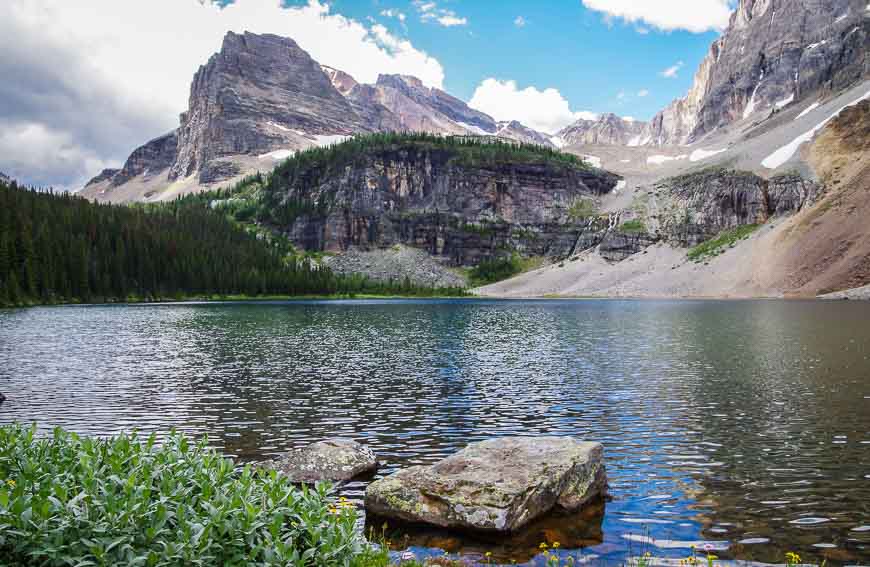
[656, 168, 820, 246]
[264, 143, 619, 265]
[646, 0, 868, 145]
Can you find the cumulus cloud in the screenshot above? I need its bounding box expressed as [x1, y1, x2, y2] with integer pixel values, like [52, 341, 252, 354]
[637, 89, 650, 97]
[514, 16, 526, 28]
[0, 0, 444, 189]
[581, 0, 735, 33]
[660, 61, 685, 78]
[414, 0, 468, 27]
[469, 78, 597, 134]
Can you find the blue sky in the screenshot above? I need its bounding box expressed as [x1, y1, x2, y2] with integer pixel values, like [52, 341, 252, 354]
[2, 0, 736, 188]
[319, 0, 723, 121]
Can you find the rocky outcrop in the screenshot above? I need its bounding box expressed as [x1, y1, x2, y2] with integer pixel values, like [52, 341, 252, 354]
[556, 114, 648, 147]
[268, 438, 378, 483]
[89, 131, 179, 189]
[657, 168, 821, 246]
[599, 231, 660, 262]
[365, 437, 606, 533]
[645, 0, 869, 145]
[265, 139, 620, 266]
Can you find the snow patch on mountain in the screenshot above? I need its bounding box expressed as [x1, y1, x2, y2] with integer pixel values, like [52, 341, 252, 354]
[689, 148, 727, 162]
[762, 90, 870, 169]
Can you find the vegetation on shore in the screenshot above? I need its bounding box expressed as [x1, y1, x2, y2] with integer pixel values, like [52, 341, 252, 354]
[0, 424, 380, 566]
[0, 179, 465, 308]
[467, 253, 545, 286]
[687, 224, 760, 262]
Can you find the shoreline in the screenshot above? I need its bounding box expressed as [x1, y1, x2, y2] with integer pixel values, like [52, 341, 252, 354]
[1, 292, 848, 310]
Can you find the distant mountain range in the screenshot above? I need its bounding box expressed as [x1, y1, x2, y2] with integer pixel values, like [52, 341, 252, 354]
[84, 0, 868, 204]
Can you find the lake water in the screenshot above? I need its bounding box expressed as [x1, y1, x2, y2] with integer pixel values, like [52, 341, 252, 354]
[1, 299, 869, 565]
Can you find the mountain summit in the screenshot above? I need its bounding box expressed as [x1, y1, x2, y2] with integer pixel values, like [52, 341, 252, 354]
[83, 32, 554, 202]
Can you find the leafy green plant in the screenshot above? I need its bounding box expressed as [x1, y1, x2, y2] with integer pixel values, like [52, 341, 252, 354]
[619, 219, 646, 233]
[686, 224, 760, 262]
[0, 424, 373, 566]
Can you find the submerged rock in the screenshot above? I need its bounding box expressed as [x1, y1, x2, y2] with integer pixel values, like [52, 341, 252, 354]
[270, 438, 378, 483]
[0, 393, 5, 404]
[365, 437, 606, 533]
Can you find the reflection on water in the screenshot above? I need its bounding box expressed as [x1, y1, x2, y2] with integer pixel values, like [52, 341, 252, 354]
[1, 299, 869, 565]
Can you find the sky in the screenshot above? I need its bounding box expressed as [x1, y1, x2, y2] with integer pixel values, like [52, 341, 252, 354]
[0, 0, 737, 189]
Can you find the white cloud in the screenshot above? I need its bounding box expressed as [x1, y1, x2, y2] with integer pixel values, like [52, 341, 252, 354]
[414, 0, 468, 27]
[0, 0, 444, 188]
[380, 9, 406, 22]
[469, 78, 597, 134]
[638, 89, 650, 97]
[581, 0, 735, 33]
[514, 16, 526, 27]
[660, 61, 685, 78]
[617, 90, 627, 100]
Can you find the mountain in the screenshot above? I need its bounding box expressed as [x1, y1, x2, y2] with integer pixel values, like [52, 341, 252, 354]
[495, 121, 556, 148]
[554, 114, 648, 148]
[83, 32, 553, 203]
[644, 0, 868, 146]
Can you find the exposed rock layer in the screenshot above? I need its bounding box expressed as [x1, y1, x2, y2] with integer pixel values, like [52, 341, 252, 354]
[656, 168, 821, 246]
[267, 143, 618, 266]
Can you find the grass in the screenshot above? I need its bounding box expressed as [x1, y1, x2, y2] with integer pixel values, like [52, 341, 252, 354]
[687, 224, 760, 262]
[0, 424, 381, 567]
[619, 219, 646, 233]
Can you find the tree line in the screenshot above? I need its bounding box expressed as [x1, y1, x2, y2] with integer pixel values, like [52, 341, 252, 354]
[0, 178, 465, 307]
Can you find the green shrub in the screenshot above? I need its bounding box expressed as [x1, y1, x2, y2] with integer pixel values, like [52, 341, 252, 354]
[687, 224, 760, 262]
[619, 219, 646, 233]
[0, 424, 374, 566]
[466, 253, 549, 286]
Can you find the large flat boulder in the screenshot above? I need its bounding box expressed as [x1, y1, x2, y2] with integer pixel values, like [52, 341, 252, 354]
[270, 438, 378, 483]
[365, 437, 606, 533]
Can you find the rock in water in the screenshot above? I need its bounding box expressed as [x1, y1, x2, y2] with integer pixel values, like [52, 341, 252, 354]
[365, 437, 606, 533]
[271, 438, 378, 483]
[0, 393, 5, 404]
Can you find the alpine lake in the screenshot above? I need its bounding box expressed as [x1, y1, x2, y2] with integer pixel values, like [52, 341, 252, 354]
[1, 299, 869, 565]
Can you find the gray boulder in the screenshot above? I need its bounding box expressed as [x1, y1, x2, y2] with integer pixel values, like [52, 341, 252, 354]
[271, 438, 378, 483]
[365, 437, 606, 533]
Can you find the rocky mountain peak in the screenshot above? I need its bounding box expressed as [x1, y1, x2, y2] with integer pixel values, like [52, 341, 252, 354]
[169, 30, 369, 181]
[646, 0, 868, 146]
